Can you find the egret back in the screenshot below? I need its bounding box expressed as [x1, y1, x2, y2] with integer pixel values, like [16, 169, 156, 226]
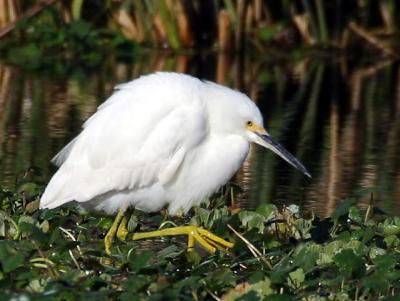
[40, 73, 208, 211]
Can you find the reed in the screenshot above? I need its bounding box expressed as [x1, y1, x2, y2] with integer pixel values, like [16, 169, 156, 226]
[1, 0, 399, 52]
[0, 0, 20, 29]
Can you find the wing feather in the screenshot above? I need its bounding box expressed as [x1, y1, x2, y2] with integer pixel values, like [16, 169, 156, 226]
[40, 73, 208, 209]
[51, 137, 77, 167]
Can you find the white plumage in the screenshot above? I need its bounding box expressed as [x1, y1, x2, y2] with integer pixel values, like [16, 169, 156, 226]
[40, 72, 309, 215]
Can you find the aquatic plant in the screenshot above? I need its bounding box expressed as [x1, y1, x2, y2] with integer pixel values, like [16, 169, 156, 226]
[0, 183, 399, 300]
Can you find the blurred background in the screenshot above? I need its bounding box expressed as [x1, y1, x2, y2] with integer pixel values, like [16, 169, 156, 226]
[0, 0, 400, 216]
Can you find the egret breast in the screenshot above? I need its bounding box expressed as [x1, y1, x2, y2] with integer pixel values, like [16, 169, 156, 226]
[165, 134, 249, 214]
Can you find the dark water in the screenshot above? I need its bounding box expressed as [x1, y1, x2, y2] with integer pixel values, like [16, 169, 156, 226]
[0, 52, 399, 216]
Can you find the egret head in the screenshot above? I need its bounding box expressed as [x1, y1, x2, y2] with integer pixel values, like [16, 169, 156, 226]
[204, 80, 311, 178]
[244, 118, 311, 178]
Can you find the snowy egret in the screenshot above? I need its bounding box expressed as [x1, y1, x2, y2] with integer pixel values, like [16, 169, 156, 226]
[40, 72, 310, 254]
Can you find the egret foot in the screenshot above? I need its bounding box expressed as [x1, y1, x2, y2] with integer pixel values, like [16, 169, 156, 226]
[104, 209, 127, 255]
[129, 226, 234, 253]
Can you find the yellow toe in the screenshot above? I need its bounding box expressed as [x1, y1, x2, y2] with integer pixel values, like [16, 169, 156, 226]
[131, 225, 234, 253]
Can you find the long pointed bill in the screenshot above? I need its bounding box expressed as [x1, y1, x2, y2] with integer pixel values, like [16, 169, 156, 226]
[255, 133, 311, 178]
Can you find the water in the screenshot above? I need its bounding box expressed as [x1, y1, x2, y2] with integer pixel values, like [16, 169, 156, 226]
[0, 52, 399, 216]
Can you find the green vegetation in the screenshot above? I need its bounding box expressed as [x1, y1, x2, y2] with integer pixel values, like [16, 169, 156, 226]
[1, 0, 399, 66]
[0, 8, 138, 70]
[1, 1, 400, 300]
[0, 183, 399, 300]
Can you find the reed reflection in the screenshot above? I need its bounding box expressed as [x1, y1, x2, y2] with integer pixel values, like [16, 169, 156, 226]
[0, 52, 399, 216]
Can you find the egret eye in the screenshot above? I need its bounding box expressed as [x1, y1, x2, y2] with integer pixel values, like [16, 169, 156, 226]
[246, 121, 253, 127]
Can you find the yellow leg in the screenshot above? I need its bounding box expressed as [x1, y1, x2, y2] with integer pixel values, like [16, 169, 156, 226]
[104, 208, 126, 255]
[116, 214, 129, 241]
[188, 235, 195, 252]
[129, 226, 234, 253]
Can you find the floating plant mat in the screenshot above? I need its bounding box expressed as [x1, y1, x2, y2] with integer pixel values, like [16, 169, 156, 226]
[0, 184, 399, 300]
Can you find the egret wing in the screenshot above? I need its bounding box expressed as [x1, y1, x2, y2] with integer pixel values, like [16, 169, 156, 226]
[40, 76, 208, 209]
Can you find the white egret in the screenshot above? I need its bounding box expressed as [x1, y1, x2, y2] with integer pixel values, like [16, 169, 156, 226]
[40, 72, 310, 254]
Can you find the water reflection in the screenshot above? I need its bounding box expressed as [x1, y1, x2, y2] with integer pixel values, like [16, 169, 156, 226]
[0, 52, 399, 216]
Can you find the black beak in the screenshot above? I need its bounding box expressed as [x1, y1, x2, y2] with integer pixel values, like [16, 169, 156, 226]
[256, 133, 311, 178]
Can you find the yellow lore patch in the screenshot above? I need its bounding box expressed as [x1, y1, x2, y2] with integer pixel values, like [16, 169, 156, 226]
[246, 121, 267, 135]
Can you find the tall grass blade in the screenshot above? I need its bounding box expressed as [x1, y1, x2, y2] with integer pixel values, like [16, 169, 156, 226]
[158, 0, 180, 49]
[315, 0, 328, 44]
[72, 0, 84, 20]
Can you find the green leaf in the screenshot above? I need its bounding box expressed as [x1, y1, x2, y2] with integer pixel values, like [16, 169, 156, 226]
[287, 268, 305, 289]
[293, 244, 320, 272]
[129, 251, 153, 272]
[96, 217, 113, 230]
[175, 275, 202, 290]
[348, 206, 362, 223]
[363, 273, 390, 294]
[122, 275, 149, 293]
[157, 245, 181, 259]
[18, 215, 37, 226]
[69, 20, 92, 38]
[372, 254, 398, 271]
[384, 235, 400, 248]
[190, 207, 211, 227]
[382, 225, 400, 236]
[2, 253, 24, 273]
[127, 215, 139, 232]
[286, 205, 299, 215]
[333, 249, 366, 279]
[17, 182, 40, 200]
[8, 44, 41, 65]
[40, 220, 50, 233]
[205, 267, 236, 290]
[331, 198, 357, 220]
[248, 271, 265, 284]
[18, 222, 47, 244]
[256, 204, 277, 219]
[238, 211, 266, 233]
[0, 243, 9, 260]
[369, 247, 386, 259]
[258, 26, 279, 41]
